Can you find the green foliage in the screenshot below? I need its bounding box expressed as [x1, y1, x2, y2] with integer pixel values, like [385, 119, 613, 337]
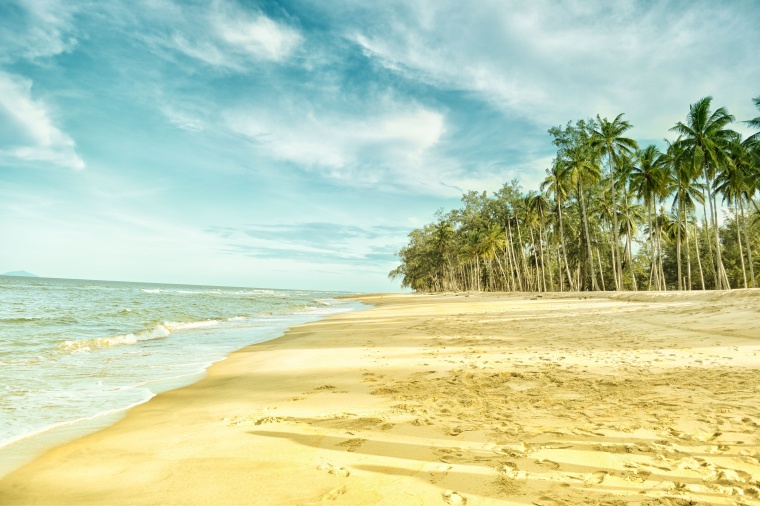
[391, 96, 760, 292]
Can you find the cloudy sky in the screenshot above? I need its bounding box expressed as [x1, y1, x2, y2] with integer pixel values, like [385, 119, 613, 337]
[1, 0, 758, 292]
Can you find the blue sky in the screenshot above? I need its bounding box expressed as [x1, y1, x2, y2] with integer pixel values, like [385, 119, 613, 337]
[1, 0, 758, 292]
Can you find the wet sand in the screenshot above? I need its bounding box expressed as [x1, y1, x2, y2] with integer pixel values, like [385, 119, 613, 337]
[1, 290, 759, 505]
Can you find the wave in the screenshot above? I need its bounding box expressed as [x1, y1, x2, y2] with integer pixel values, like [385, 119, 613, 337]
[58, 319, 223, 352]
[140, 288, 277, 296]
[60, 324, 171, 352]
[0, 317, 40, 324]
[163, 320, 219, 330]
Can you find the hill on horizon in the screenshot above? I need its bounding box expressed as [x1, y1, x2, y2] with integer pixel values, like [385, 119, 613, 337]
[2, 270, 39, 277]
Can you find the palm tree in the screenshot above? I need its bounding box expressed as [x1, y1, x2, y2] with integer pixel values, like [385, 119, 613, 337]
[745, 96, 760, 144]
[671, 97, 738, 289]
[527, 192, 553, 291]
[591, 114, 638, 290]
[669, 141, 705, 290]
[566, 140, 602, 290]
[630, 145, 668, 289]
[716, 140, 755, 287]
[479, 225, 508, 290]
[541, 159, 574, 290]
[615, 154, 645, 290]
[652, 207, 674, 288]
[431, 217, 457, 290]
[667, 138, 704, 290]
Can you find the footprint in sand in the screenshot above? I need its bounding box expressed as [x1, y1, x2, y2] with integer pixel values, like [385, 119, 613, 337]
[535, 458, 560, 470]
[317, 463, 350, 477]
[319, 485, 347, 501]
[584, 470, 608, 484]
[336, 438, 366, 452]
[429, 464, 452, 484]
[533, 496, 566, 506]
[499, 462, 527, 480]
[442, 490, 467, 505]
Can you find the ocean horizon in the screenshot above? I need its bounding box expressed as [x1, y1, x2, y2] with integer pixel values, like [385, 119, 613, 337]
[0, 275, 364, 477]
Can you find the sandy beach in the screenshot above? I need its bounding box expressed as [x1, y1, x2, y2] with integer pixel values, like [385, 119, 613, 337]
[1, 290, 760, 505]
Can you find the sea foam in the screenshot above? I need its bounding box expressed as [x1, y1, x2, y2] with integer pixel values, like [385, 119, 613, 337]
[60, 324, 171, 351]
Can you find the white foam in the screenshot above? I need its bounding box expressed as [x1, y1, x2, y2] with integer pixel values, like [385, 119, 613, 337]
[0, 393, 154, 449]
[60, 324, 171, 352]
[164, 320, 219, 330]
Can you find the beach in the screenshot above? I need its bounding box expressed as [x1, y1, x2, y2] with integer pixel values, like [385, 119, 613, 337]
[1, 290, 760, 505]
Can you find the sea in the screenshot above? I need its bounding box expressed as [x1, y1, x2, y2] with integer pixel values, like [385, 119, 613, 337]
[0, 275, 363, 477]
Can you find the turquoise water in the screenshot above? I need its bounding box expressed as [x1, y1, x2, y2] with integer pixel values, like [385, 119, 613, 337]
[0, 276, 361, 475]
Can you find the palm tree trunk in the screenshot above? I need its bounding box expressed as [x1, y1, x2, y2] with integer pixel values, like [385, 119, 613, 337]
[504, 242, 515, 292]
[704, 166, 729, 288]
[735, 198, 747, 288]
[534, 226, 547, 292]
[542, 222, 554, 291]
[657, 204, 667, 290]
[629, 239, 637, 290]
[494, 250, 509, 291]
[555, 241, 564, 291]
[578, 179, 598, 291]
[556, 195, 574, 290]
[701, 207, 717, 288]
[677, 199, 683, 291]
[529, 228, 541, 292]
[506, 221, 522, 291]
[516, 221, 531, 290]
[596, 248, 606, 291]
[646, 202, 656, 290]
[610, 221, 619, 290]
[621, 189, 636, 291]
[740, 198, 755, 288]
[693, 221, 706, 290]
[658, 221, 666, 290]
[608, 153, 622, 290]
[685, 218, 693, 290]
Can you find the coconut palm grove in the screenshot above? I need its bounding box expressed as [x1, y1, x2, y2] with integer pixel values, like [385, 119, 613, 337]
[390, 96, 760, 292]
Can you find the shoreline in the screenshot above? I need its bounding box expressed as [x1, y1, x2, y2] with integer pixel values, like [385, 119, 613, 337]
[0, 298, 366, 480]
[2, 290, 759, 504]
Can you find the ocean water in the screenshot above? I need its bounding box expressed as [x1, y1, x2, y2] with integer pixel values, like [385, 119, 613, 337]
[0, 276, 362, 476]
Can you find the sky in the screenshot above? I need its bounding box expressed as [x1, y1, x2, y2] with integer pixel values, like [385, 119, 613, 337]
[1, 0, 758, 292]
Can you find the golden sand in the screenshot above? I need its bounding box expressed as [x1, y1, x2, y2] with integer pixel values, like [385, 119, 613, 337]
[1, 290, 759, 505]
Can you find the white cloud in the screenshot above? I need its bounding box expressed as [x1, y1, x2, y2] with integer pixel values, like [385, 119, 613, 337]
[160, 105, 206, 132]
[214, 5, 301, 62]
[0, 0, 77, 63]
[144, 0, 302, 69]
[347, 0, 760, 140]
[0, 72, 84, 170]
[225, 102, 451, 192]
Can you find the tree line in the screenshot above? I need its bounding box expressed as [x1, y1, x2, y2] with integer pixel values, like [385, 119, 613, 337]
[390, 96, 760, 292]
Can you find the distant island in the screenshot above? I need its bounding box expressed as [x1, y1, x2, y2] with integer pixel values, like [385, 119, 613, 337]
[2, 270, 39, 277]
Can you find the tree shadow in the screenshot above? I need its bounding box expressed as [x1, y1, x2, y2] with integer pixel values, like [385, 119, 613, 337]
[249, 427, 739, 504]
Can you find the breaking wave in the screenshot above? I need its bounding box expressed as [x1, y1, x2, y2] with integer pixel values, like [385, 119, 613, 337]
[60, 324, 172, 351]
